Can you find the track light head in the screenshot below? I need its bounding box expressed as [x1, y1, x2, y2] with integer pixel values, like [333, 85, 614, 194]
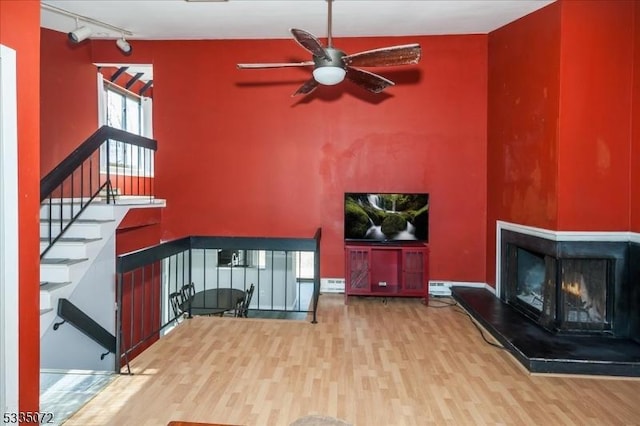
[116, 37, 133, 56]
[68, 25, 92, 43]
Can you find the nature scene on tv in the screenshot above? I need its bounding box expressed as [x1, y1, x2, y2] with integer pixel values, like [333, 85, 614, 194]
[344, 193, 429, 242]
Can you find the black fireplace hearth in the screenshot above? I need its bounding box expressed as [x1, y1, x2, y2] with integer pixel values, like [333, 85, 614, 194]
[452, 227, 640, 377]
[452, 286, 640, 376]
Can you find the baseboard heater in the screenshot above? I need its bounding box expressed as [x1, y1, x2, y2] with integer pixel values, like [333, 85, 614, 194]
[428, 281, 452, 297]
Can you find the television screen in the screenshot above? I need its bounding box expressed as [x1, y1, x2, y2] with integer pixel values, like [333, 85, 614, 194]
[344, 193, 429, 242]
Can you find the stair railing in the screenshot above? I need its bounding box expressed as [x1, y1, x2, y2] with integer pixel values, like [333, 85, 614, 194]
[40, 126, 157, 258]
[115, 229, 322, 373]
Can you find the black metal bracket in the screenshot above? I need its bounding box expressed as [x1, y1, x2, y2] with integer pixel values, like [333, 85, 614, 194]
[53, 319, 66, 330]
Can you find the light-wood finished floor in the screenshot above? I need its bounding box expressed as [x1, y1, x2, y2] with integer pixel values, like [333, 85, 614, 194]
[65, 294, 640, 426]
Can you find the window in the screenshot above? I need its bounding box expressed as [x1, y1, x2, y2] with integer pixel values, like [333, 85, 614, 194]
[296, 251, 315, 280]
[100, 83, 153, 176]
[217, 250, 266, 268]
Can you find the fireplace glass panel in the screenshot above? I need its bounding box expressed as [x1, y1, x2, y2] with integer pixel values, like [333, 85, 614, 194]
[560, 258, 610, 331]
[515, 247, 546, 312]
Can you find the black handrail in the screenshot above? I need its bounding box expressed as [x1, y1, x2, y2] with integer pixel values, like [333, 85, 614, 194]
[54, 298, 116, 355]
[39, 126, 158, 258]
[40, 126, 157, 201]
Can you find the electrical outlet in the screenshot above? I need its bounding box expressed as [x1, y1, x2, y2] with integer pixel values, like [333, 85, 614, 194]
[379, 281, 387, 287]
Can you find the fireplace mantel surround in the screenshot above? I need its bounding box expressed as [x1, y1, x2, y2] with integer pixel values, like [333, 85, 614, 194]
[452, 221, 640, 376]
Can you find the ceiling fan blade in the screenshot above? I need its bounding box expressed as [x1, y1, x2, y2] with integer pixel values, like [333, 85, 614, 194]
[292, 78, 319, 97]
[290, 28, 329, 60]
[346, 67, 395, 94]
[237, 61, 314, 69]
[342, 44, 422, 67]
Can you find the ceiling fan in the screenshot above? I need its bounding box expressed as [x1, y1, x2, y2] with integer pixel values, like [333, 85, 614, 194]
[236, 0, 422, 97]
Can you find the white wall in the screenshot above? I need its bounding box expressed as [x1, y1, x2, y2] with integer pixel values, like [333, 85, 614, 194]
[40, 234, 117, 371]
[0, 43, 19, 415]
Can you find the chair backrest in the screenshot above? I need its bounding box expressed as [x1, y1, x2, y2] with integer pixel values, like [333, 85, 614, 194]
[169, 292, 183, 319]
[233, 296, 245, 318]
[240, 283, 255, 318]
[181, 283, 195, 306]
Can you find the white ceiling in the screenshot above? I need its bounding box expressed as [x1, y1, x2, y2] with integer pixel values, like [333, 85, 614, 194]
[41, 0, 555, 41]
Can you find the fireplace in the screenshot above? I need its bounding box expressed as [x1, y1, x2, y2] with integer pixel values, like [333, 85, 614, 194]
[557, 258, 611, 332]
[500, 228, 637, 339]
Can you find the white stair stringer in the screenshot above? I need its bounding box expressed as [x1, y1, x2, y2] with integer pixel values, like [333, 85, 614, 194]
[39, 198, 166, 340]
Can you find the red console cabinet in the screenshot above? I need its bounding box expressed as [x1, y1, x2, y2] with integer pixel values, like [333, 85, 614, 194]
[344, 243, 429, 305]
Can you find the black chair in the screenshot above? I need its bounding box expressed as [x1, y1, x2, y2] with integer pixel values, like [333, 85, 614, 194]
[232, 296, 246, 317]
[180, 283, 195, 308]
[238, 283, 255, 318]
[169, 292, 183, 320]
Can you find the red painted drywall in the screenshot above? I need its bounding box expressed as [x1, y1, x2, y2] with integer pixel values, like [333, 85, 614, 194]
[486, 1, 561, 286]
[632, 2, 640, 232]
[486, 0, 637, 286]
[0, 0, 41, 414]
[63, 34, 489, 283]
[40, 29, 99, 176]
[117, 208, 162, 234]
[90, 39, 154, 65]
[116, 208, 162, 360]
[557, 0, 634, 231]
[116, 35, 488, 282]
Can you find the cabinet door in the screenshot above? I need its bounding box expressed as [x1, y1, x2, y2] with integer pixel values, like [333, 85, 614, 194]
[402, 249, 427, 294]
[346, 247, 370, 293]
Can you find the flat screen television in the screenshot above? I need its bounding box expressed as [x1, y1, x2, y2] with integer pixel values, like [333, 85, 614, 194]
[344, 192, 429, 242]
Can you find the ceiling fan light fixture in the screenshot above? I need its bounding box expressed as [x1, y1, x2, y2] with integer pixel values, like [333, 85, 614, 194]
[312, 66, 346, 86]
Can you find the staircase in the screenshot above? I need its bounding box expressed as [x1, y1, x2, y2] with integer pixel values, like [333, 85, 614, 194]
[39, 196, 165, 370]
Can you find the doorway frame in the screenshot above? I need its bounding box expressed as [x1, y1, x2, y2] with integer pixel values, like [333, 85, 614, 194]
[0, 43, 19, 414]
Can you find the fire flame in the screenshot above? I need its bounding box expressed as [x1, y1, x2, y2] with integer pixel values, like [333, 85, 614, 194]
[562, 281, 582, 297]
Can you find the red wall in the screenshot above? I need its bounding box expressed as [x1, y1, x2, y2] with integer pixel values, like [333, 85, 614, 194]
[633, 2, 640, 232]
[134, 35, 488, 282]
[557, 0, 634, 231]
[116, 208, 162, 254]
[0, 0, 41, 413]
[40, 28, 99, 175]
[486, 2, 561, 285]
[116, 208, 162, 360]
[486, 0, 637, 286]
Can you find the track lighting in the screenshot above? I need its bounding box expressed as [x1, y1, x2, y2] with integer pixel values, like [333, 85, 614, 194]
[116, 36, 133, 56]
[42, 3, 134, 54]
[68, 19, 92, 43]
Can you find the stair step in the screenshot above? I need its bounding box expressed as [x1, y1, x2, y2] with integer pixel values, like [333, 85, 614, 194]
[40, 281, 74, 311]
[40, 236, 102, 258]
[40, 258, 88, 266]
[40, 281, 72, 291]
[40, 219, 113, 239]
[40, 218, 113, 229]
[41, 218, 114, 225]
[40, 237, 102, 244]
